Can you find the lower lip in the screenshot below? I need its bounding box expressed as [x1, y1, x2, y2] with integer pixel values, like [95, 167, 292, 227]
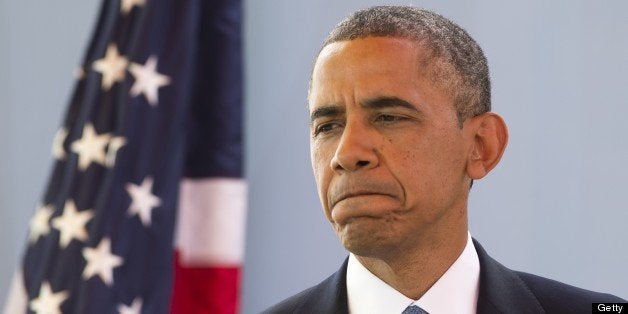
[331, 194, 399, 224]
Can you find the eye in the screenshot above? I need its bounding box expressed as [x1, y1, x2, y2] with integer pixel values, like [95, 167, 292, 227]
[375, 114, 407, 123]
[313, 122, 343, 136]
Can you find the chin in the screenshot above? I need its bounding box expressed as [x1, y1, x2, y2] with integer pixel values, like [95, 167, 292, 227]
[335, 218, 399, 257]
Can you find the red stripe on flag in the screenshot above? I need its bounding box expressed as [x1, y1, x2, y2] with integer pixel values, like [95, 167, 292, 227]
[170, 251, 240, 314]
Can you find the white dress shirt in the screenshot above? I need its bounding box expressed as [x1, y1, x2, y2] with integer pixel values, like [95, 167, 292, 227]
[346, 233, 480, 314]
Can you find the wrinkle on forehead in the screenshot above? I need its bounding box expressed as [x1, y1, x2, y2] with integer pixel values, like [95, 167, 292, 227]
[309, 38, 423, 108]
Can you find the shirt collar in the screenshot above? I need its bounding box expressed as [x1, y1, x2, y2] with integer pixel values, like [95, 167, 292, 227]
[346, 232, 480, 314]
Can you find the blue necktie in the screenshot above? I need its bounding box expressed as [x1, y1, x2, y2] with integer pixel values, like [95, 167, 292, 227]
[402, 305, 428, 314]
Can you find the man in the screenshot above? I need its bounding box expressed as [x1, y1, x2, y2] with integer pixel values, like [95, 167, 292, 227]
[264, 6, 625, 314]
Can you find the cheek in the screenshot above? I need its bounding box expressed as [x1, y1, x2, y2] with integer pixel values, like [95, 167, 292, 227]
[310, 141, 333, 198]
[310, 142, 326, 181]
[395, 132, 466, 190]
[311, 140, 343, 223]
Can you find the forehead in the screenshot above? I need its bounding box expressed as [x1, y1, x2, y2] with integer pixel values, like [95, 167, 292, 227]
[319, 36, 420, 61]
[312, 37, 421, 84]
[309, 37, 449, 112]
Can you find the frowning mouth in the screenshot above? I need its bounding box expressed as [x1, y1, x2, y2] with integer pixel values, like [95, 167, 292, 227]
[330, 191, 390, 208]
[328, 189, 402, 224]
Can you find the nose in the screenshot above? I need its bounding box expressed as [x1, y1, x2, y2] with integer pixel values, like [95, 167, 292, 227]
[330, 120, 379, 172]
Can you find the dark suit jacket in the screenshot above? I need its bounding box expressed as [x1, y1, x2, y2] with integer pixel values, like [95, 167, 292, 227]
[263, 240, 625, 313]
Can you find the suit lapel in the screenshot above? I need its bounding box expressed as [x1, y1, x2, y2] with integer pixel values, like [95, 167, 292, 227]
[473, 240, 545, 314]
[300, 241, 544, 314]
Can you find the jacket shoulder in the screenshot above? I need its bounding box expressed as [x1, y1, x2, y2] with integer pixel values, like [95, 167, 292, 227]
[515, 271, 626, 312]
[473, 239, 626, 314]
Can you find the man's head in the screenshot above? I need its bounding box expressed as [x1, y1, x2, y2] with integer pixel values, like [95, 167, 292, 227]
[308, 6, 508, 259]
[312, 6, 490, 124]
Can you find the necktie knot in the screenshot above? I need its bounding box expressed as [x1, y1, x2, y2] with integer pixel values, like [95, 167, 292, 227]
[402, 305, 428, 314]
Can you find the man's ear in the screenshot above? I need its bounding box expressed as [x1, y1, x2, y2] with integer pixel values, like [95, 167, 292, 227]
[464, 113, 509, 180]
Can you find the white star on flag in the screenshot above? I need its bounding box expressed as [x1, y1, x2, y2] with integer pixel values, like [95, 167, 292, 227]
[105, 136, 127, 168]
[28, 204, 54, 243]
[82, 237, 124, 286]
[71, 123, 112, 171]
[117, 298, 143, 314]
[92, 44, 128, 91]
[126, 176, 161, 227]
[29, 281, 69, 314]
[129, 56, 171, 106]
[51, 200, 94, 248]
[120, 0, 145, 15]
[51, 127, 68, 160]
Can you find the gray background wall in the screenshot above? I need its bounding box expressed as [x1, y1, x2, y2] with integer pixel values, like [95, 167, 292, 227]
[1, 1, 626, 313]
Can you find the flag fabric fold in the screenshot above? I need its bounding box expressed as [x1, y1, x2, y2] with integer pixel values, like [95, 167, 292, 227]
[4, 0, 244, 313]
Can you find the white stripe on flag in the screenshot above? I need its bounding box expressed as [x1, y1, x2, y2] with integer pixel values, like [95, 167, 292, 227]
[175, 178, 247, 266]
[3, 270, 27, 314]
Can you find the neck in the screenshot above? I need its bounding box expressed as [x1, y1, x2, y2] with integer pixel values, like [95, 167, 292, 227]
[354, 226, 468, 300]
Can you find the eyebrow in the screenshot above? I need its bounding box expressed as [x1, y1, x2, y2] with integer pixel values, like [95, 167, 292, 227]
[363, 96, 420, 112]
[310, 106, 344, 123]
[309, 96, 421, 123]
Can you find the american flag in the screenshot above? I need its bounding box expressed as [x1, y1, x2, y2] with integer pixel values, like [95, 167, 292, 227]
[3, 0, 245, 313]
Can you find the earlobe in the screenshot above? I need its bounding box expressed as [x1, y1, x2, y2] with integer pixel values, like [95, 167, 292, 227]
[465, 113, 509, 180]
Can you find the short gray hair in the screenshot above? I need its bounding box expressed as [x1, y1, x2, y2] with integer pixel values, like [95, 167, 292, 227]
[320, 6, 490, 123]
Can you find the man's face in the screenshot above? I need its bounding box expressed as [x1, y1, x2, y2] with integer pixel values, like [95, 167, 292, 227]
[309, 37, 474, 258]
